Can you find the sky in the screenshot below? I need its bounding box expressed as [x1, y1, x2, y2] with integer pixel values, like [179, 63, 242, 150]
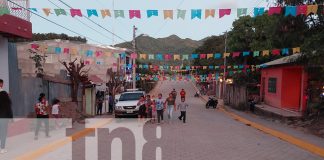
[29, 0, 271, 45]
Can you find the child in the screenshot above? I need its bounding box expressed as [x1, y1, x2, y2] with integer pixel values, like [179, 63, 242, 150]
[52, 99, 60, 129]
[151, 95, 157, 123]
[178, 97, 189, 123]
[155, 93, 165, 124]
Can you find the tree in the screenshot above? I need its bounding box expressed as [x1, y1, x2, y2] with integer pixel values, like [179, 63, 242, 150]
[28, 49, 47, 77]
[60, 59, 89, 102]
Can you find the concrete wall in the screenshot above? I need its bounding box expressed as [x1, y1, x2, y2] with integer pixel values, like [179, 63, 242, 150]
[8, 43, 76, 116]
[0, 36, 9, 91]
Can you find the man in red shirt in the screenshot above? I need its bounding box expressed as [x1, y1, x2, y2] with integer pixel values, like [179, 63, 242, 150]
[180, 89, 186, 99]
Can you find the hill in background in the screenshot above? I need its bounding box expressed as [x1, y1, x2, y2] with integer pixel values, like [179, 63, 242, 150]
[115, 34, 204, 55]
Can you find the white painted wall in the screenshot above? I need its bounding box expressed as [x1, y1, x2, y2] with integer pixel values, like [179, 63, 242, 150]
[0, 36, 9, 92]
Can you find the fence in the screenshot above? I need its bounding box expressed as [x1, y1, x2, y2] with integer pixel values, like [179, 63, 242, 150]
[224, 85, 248, 110]
[0, 0, 30, 21]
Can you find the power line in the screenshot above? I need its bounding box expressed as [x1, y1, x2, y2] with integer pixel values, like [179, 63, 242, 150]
[7, 0, 105, 45]
[57, 0, 129, 43]
[47, 0, 114, 42]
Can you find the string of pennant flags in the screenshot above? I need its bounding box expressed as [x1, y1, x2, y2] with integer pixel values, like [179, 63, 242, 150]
[31, 43, 301, 61]
[136, 64, 261, 71]
[133, 47, 301, 60]
[135, 72, 254, 82]
[15, 4, 324, 19]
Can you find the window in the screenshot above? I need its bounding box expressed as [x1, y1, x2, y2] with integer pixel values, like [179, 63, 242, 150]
[268, 78, 277, 93]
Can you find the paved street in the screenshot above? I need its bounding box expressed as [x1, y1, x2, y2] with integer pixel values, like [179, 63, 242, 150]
[2, 81, 324, 160]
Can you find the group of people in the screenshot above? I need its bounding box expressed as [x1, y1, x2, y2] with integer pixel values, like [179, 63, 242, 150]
[96, 91, 114, 115]
[137, 88, 189, 124]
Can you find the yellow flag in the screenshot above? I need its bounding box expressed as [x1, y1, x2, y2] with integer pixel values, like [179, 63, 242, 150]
[207, 54, 214, 59]
[43, 8, 51, 16]
[140, 54, 147, 59]
[307, 5, 318, 15]
[164, 10, 173, 19]
[101, 10, 111, 18]
[174, 54, 180, 60]
[223, 53, 231, 58]
[292, 47, 301, 54]
[205, 9, 215, 18]
[262, 50, 270, 56]
[105, 51, 112, 57]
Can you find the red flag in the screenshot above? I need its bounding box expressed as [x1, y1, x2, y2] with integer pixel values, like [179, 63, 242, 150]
[219, 9, 231, 18]
[268, 7, 282, 15]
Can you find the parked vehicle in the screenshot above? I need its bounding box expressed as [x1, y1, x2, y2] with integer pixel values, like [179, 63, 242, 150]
[194, 91, 200, 97]
[206, 97, 218, 109]
[114, 89, 145, 118]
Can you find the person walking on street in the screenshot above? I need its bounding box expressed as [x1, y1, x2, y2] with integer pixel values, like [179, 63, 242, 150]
[165, 93, 176, 120]
[51, 99, 61, 129]
[108, 93, 114, 114]
[180, 89, 186, 99]
[178, 97, 189, 123]
[155, 93, 165, 124]
[145, 95, 153, 119]
[171, 89, 177, 101]
[0, 81, 13, 154]
[96, 91, 104, 115]
[138, 96, 146, 119]
[34, 93, 50, 140]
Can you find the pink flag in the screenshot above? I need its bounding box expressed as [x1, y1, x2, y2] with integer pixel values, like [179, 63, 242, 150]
[268, 7, 282, 15]
[272, 49, 281, 55]
[95, 51, 103, 57]
[219, 9, 231, 18]
[297, 5, 307, 15]
[232, 52, 240, 58]
[63, 48, 69, 54]
[70, 9, 82, 17]
[31, 44, 39, 50]
[200, 54, 206, 59]
[131, 53, 137, 59]
[164, 54, 171, 60]
[129, 10, 141, 19]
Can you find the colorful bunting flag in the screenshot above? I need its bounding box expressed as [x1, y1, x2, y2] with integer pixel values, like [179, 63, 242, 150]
[129, 10, 141, 19]
[174, 54, 181, 60]
[101, 10, 111, 18]
[70, 9, 82, 17]
[297, 5, 307, 15]
[87, 9, 99, 17]
[223, 53, 231, 58]
[43, 8, 51, 16]
[182, 54, 189, 60]
[147, 10, 158, 18]
[114, 10, 125, 18]
[262, 50, 270, 56]
[191, 9, 202, 19]
[54, 9, 66, 16]
[292, 47, 300, 54]
[281, 48, 289, 55]
[177, 9, 186, 19]
[243, 51, 250, 56]
[307, 5, 318, 15]
[232, 52, 240, 58]
[254, 7, 265, 17]
[253, 51, 260, 57]
[271, 49, 280, 55]
[164, 10, 173, 19]
[268, 7, 282, 15]
[219, 9, 231, 18]
[237, 8, 247, 17]
[285, 6, 297, 16]
[214, 53, 222, 59]
[205, 9, 215, 18]
[207, 54, 214, 59]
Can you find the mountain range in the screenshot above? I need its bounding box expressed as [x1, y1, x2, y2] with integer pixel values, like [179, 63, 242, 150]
[115, 34, 205, 55]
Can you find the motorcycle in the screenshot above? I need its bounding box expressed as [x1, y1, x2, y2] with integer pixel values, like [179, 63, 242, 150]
[206, 97, 218, 109]
[194, 92, 200, 97]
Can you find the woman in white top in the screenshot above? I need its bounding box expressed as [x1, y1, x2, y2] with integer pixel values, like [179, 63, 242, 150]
[52, 99, 60, 129]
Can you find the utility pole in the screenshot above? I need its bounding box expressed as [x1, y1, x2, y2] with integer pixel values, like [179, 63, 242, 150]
[223, 31, 228, 99]
[132, 25, 137, 89]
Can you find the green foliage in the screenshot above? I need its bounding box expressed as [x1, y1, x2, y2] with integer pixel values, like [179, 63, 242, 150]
[9, 33, 87, 43]
[28, 49, 47, 77]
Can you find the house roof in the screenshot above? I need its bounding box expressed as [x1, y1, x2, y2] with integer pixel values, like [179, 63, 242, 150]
[89, 75, 104, 84]
[260, 53, 302, 68]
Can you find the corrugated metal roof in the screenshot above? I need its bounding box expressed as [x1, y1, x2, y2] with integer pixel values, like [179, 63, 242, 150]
[260, 53, 301, 68]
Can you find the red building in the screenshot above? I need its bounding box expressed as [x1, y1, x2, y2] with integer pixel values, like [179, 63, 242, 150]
[260, 54, 308, 113]
[0, 0, 32, 91]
